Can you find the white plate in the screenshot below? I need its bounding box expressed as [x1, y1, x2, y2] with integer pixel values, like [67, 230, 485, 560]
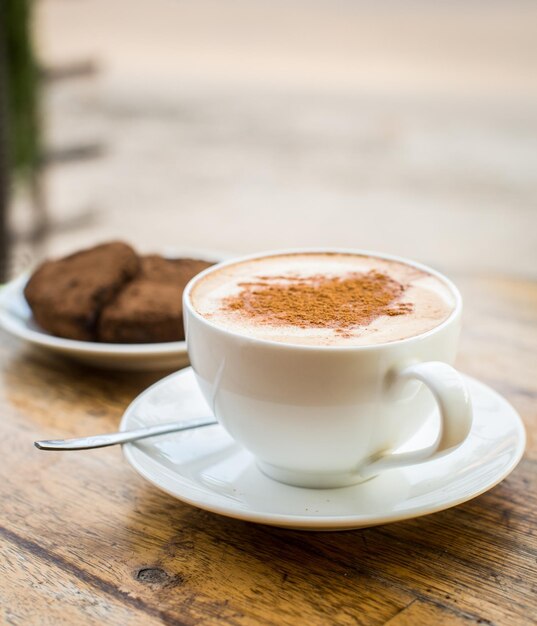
[0, 249, 226, 371]
[121, 368, 526, 530]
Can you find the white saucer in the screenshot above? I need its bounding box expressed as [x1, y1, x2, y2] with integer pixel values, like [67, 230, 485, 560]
[0, 249, 226, 371]
[121, 367, 525, 530]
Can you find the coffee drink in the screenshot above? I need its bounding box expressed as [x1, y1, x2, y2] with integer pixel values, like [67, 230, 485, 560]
[190, 253, 455, 346]
[185, 250, 471, 487]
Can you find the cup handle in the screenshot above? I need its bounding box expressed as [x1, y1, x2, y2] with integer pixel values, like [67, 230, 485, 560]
[360, 361, 473, 478]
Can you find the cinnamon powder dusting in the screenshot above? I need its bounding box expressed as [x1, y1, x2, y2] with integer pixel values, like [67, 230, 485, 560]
[222, 271, 413, 330]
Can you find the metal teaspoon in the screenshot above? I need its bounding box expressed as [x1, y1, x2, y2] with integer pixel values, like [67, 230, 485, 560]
[34, 417, 218, 451]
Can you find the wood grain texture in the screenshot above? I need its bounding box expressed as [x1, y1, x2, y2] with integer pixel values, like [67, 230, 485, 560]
[0, 274, 536, 625]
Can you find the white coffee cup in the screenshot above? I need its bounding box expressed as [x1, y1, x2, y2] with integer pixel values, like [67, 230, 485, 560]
[183, 249, 472, 488]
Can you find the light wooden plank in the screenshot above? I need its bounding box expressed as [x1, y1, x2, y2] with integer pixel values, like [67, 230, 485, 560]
[0, 534, 168, 626]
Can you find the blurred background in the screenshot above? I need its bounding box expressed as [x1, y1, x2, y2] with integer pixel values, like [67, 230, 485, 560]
[2, 0, 537, 281]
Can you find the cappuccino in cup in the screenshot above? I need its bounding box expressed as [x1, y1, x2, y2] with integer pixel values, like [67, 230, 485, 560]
[191, 253, 455, 347]
[184, 250, 471, 488]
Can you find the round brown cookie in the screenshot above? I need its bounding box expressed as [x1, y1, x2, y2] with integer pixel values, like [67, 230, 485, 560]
[98, 257, 213, 343]
[24, 241, 140, 341]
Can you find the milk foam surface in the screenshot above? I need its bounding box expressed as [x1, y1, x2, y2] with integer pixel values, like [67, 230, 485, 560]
[190, 253, 456, 346]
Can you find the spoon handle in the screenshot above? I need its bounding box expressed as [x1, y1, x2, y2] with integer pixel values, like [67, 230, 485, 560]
[34, 417, 218, 450]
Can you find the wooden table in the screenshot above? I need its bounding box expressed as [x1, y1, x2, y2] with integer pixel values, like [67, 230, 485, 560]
[1, 274, 536, 626]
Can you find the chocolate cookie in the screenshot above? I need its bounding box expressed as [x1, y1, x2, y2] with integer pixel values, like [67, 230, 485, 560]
[97, 256, 213, 343]
[24, 242, 140, 341]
